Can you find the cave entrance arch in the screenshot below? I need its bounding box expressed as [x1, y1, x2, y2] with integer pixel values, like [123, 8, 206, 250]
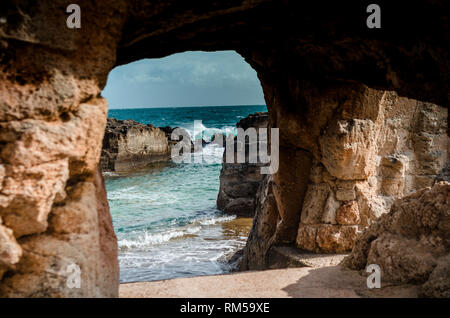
[101, 50, 266, 283]
[0, 0, 447, 297]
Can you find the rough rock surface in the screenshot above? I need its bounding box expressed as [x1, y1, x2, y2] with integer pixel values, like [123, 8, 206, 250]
[0, 96, 119, 297]
[241, 85, 448, 269]
[293, 92, 448, 254]
[343, 182, 449, 298]
[0, 0, 123, 296]
[217, 112, 268, 216]
[0, 0, 449, 297]
[0, 217, 22, 279]
[101, 118, 171, 172]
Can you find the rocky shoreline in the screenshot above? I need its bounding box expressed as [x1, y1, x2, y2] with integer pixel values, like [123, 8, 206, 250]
[101, 118, 201, 173]
[101, 118, 173, 172]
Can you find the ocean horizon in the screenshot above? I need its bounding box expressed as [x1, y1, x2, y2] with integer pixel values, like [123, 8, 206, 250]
[109, 104, 266, 110]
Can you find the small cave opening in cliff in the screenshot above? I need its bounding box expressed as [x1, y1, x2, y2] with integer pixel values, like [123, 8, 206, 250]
[101, 50, 267, 283]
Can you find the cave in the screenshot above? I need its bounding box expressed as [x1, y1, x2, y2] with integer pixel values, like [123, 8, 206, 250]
[0, 0, 448, 297]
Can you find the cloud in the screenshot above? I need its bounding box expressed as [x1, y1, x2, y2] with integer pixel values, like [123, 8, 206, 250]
[103, 51, 265, 108]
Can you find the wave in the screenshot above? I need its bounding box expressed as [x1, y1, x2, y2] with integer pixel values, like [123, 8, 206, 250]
[118, 214, 236, 250]
[172, 142, 225, 164]
[199, 126, 236, 143]
[119, 225, 202, 250]
[200, 143, 225, 163]
[196, 215, 236, 225]
[102, 171, 120, 177]
[181, 122, 237, 141]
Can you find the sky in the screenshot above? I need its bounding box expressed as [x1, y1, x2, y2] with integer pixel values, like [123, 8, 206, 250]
[102, 51, 265, 109]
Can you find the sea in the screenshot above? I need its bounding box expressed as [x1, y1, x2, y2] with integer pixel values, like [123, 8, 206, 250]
[104, 105, 267, 283]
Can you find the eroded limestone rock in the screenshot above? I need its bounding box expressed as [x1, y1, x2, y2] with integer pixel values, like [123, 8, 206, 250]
[244, 82, 448, 265]
[0, 95, 119, 297]
[1, 0, 448, 297]
[343, 182, 450, 297]
[292, 90, 448, 254]
[0, 218, 22, 280]
[336, 201, 360, 225]
[239, 175, 278, 270]
[101, 118, 172, 172]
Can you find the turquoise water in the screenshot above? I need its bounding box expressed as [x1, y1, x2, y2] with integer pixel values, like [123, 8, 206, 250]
[105, 105, 267, 282]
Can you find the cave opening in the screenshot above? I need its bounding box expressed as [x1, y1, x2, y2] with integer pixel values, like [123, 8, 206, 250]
[101, 50, 267, 283]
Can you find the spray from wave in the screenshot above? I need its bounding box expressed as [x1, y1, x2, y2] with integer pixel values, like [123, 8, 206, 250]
[183, 122, 237, 142]
[118, 215, 237, 250]
[119, 226, 202, 250]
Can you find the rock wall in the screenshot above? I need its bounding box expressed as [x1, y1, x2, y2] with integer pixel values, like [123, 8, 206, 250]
[217, 112, 268, 216]
[343, 182, 449, 298]
[240, 81, 448, 270]
[0, 1, 125, 297]
[0, 98, 120, 296]
[101, 118, 171, 173]
[295, 94, 448, 254]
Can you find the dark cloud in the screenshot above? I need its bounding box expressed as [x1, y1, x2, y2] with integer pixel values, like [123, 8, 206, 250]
[102, 51, 265, 108]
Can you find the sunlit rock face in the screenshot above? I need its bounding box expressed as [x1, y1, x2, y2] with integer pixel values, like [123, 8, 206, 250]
[101, 118, 172, 173]
[343, 182, 450, 298]
[0, 1, 125, 297]
[0, 0, 449, 296]
[240, 81, 448, 270]
[293, 90, 448, 254]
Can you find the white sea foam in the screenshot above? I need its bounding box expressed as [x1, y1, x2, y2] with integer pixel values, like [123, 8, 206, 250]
[183, 123, 237, 142]
[197, 215, 236, 225]
[118, 214, 236, 250]
[102, 171, 120, 177]
[119, 225, 201, 249]
[201, 144, 225, 163]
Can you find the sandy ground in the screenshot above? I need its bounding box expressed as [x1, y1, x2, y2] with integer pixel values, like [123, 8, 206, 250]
[120, 265, 419, 298]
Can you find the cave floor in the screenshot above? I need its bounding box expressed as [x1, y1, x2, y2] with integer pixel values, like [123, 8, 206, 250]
[119, 265, 419, 298]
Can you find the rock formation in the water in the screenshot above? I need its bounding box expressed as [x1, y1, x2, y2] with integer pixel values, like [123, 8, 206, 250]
[101, 118, 172, 172]
[343, 182, 450, 298]
[1, 0, 449, 297]
[235, 112, 269, 130]
[240, 86, 448, 270]
[217, 112, 269, 216]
